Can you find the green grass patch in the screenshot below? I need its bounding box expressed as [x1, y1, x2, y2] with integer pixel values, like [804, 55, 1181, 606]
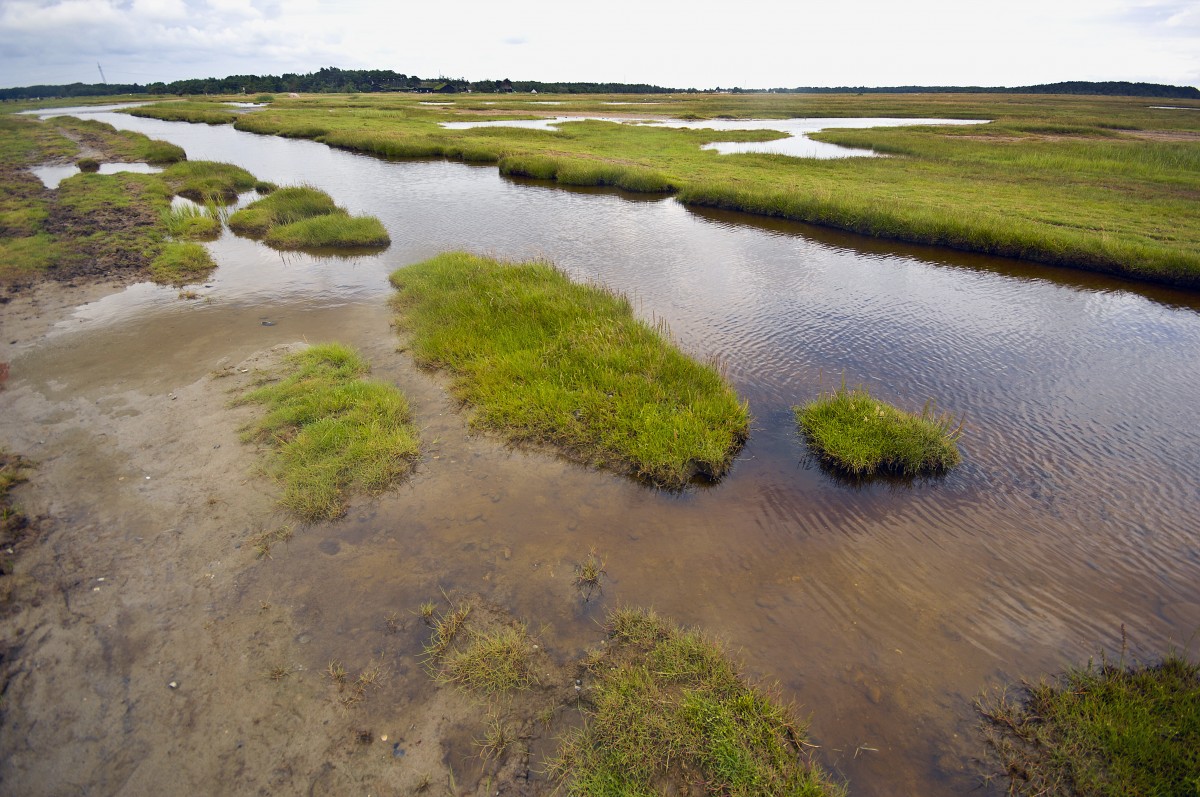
[229, 185, 389, 249]
[149, 240, 216, 285]
[162, 202, 221, 241]
[48, 116, 186, 164]
[161, 160, 256, 202]
[795, 385, 961, 476]
[236, 343, 420, 521]
[978, 649, 1200, 796]
[125, 101, 239, 126]
[389, 252, 749, 488]
[227, 185, 340, 235]
[548, 608, 844, 797]
[264, 212, 389, 249]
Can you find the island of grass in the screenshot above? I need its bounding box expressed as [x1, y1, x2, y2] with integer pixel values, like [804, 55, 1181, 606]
[228, 185, 390, 250]
[236, 343, 420, 521]
[795, 385, 961, 476]
[978, 650, 1200, 796]
[389, 252, 750, 489]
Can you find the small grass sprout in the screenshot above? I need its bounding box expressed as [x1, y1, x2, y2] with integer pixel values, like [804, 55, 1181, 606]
[574, 549, 607, 600]
[476, 718, 514, 761]
[440, 624, 537, 694]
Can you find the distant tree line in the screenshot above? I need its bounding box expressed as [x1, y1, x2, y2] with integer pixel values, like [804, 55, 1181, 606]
[0, 67, 680, 100]
[759, 81, 1200, 99]
[1, 69, 1196, 101]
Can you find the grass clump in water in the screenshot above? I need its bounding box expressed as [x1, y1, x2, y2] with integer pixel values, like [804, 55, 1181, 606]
[389, 252, 749, 489]
[794, 385, 961, 476]
[229, 185, 389, 249]
[236, 343, 420, 521]
[149, 241, 216, 285]
[264, 211, 389, 249]
[548, 608, 844, 797]
[161, 160, 256, 202]
[162, 202, 221, 241]
[978, 647, 1200, 797]
[436, 623, 537, 694]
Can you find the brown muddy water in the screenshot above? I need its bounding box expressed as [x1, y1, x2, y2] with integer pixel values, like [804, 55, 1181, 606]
[6, 106, 1200, 795]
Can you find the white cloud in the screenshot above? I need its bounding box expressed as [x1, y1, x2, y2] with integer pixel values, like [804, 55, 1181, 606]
[1, 0, 1197, 89]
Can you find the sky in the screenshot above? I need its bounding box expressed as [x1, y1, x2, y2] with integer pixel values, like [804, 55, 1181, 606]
[1, 0, 1198, 90]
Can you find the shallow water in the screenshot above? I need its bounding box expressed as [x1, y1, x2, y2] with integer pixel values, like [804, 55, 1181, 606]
[20, 105, 1200, 795]
[30, 161, 162, 189]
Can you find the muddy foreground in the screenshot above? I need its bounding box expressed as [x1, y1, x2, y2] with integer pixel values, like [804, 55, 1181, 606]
[0, 280, 585, 796]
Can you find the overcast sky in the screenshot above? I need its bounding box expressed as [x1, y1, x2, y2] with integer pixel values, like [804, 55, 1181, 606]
[2, 0, 1198, 90]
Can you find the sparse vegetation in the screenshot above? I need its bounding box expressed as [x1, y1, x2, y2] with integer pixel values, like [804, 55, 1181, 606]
[795, 385, 962, 476]
[389, 252, 749, 488]
[248, 525, 295, 559]
[574, 549, 606, 599]
[236, 343, 421, 521]
[978, 647, 1200, 796]
[548, 607, 844, 797]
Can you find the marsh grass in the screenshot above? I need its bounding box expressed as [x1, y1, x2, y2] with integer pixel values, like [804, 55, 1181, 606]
[977, 648, 1200, 796]
[547, 608, 844, 797]
[389, 252, 749, 489]
[264, 212, 390, 249]
[438, 624, 537, 694]
[236, 343, 420, 521]
[795, 385, 961, 476]
[126, 102, 239, 126]
[149, 241, 216, 285]
[162, 202, 221, 241]
[229, 185, 389, 249]
[574, 549, 607, 600]
[50, 116, 186, 164]
[161, 160, 256, 202]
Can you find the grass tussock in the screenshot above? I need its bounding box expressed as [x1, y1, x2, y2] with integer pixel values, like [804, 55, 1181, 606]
[162, 202, 221, 241]
[161, 160, 256, 202]
[229, 185, 389, 249]
[264, 212, 390, 249]
[795, 385, 961, 476]
[149, 241, 216, 285]
[436, 623, 538, 694]
[548, 608, 845, 797]
[236, 343, 420, 521]
[389, 252, 749, 489]
[978, 648, 1200, 797]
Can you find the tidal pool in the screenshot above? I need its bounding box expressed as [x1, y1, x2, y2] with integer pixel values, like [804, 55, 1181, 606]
[10, 104, 1200, 796]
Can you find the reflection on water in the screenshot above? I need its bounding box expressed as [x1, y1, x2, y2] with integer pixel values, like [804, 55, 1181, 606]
[441, 114, 987, 158]
[20, 106, 1200, 796]
[30, 161, 162, 189]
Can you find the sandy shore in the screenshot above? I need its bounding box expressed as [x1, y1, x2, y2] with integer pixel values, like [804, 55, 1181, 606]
[0, 279, 561, 795]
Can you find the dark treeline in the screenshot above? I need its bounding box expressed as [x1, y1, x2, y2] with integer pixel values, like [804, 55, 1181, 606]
[762, 81, 1200, 99]
[0, 67, 678, 100]
[1, 68, 1197, 101]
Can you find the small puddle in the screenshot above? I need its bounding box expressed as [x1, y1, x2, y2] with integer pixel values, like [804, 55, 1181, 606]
[440, 115, 988, 159]
[30, 161, 163, 189]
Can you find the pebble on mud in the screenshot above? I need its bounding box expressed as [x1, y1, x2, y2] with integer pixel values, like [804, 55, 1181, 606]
[168, 681, 179, 689]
